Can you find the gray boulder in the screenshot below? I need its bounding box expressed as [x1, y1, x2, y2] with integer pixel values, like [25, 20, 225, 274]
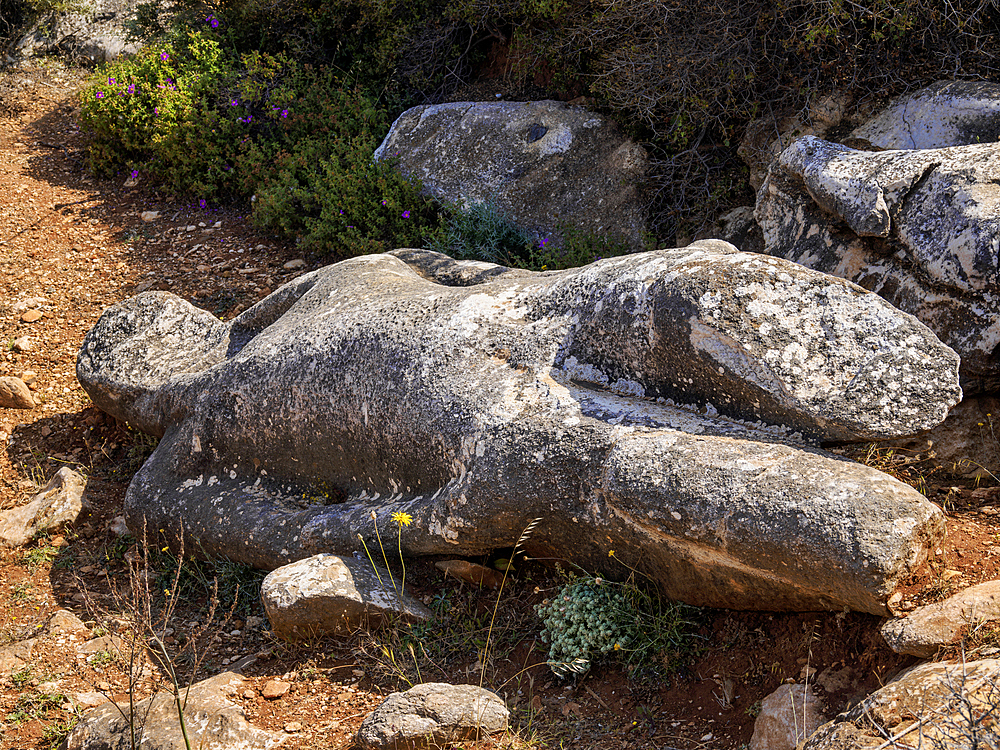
[357, 683, 508, 750]
[757, 135, 1000, 393]
[851, 79, 1000, 150]
[261, 554, 433, 641]
[77, 243, 957, 614]
[802, 659, 1000, 749]
[0, 467, 86, 547]
[14, 0, 141, 65]
[374, 101, 648, 250]
[63, 671, 285, 750]
[881, 580, 1000, 658]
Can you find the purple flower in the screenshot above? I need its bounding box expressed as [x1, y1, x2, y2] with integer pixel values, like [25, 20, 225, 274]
[154, 107, 159, 115]
[381, 199, 387, 206]
[402, 210, 410, 219]
[207, 15, 219, 28]
[199, 199, 207, 209]
[538, 237, 549, 249]
[281, 109, 288, 118]
[130, 169, 139, 179]
[108, 76, 116, 85]
[160, 51, 169, 61]
[230, 98, 239, 107]
[95, 91, 104, 99]
[127, 84, 135, 94]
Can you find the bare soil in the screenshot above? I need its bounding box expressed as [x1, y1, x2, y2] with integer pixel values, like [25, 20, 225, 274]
[3, 60, 1000, 750]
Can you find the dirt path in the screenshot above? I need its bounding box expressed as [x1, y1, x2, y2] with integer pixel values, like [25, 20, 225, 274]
[4, 60, 1000, 750]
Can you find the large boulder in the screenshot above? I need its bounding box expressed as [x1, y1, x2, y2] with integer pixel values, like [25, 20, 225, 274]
[374, 101, 648, 250]
[802, 659, 1000, 749]
[14, 0, 141, 65]
[850, 79, 1000, 150]
[757, 135, 1000, 393]
[77, 243, 958, 614]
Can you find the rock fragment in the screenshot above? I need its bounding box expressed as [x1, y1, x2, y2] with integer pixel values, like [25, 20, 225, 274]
[357, 683, 508, 750]
[881, 580, 1000, 657]
[0, 376, 34, 409]
[261, 554, 433, 641]
[0, 467, 85, 547]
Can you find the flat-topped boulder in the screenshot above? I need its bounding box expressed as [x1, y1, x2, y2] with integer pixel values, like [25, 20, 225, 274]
[374, 100, 648, 250]
[77, 243, 958, 613]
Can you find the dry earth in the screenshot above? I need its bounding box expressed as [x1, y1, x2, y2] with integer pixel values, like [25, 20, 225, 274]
[3, 60, 1000, 750]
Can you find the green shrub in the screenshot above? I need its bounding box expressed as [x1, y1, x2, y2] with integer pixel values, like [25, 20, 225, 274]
[240, 65, 439, 257]
[79, 25, 257, 199]
[427, 200, 534, 266]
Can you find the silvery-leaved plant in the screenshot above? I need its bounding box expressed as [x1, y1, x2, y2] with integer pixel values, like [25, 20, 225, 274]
[536, 576, 631, 677]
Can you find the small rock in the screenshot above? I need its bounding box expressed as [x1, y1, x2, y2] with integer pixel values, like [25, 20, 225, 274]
[283, 259, 306, 270]
[0, 467, 86, 547]
[357, 683, 509, 750]
[140, 211, 160, 222]
[284, 722, 302, 733]
[0, 638, 35, 677]
[20, 309, 42, 323]
[262, 554, 433, 641]
[186, 225, 196, 232]
[74, 691, 110, 708]
[47, 609, 89, 636]
[750, 683, 826, 750]
[12, 336, 31, 352]
[435, 560, 504, 589]
[64, 672, 283, 750]
[242, 689, 255, 699]
[134, 280, 155, 293]
[18, 370, 37, 386]
[881, 580, 1000, 657]
[212, 221, 222, 228]
[261, 679, 290, 699]
[109, 516, 129, 537]
[0, 377, 34, 409]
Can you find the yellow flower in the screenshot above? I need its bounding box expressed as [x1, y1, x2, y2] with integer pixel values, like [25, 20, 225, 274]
[391, 511, 413, 527]
[608, 549, 615, 557]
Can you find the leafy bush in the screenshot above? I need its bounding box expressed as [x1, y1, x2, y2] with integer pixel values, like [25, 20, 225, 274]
[428, 200, 534, 266]
[79, 24, 254, 199]
[240, 65, 439, 256]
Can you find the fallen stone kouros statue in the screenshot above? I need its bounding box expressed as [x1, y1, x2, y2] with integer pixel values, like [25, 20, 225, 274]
[77, 241, 961, 614]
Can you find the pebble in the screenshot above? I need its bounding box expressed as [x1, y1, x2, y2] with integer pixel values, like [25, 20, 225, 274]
[12, 336, 31, 352]
[283, 259, 306, 270]
[262, 679, 290, 699]
[18, 370, 37, 385]
[0, 376, 35, 409]
[140, 211, 160, 222]
[284, 722, 302, 733]
[20, 309, 42, 322]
